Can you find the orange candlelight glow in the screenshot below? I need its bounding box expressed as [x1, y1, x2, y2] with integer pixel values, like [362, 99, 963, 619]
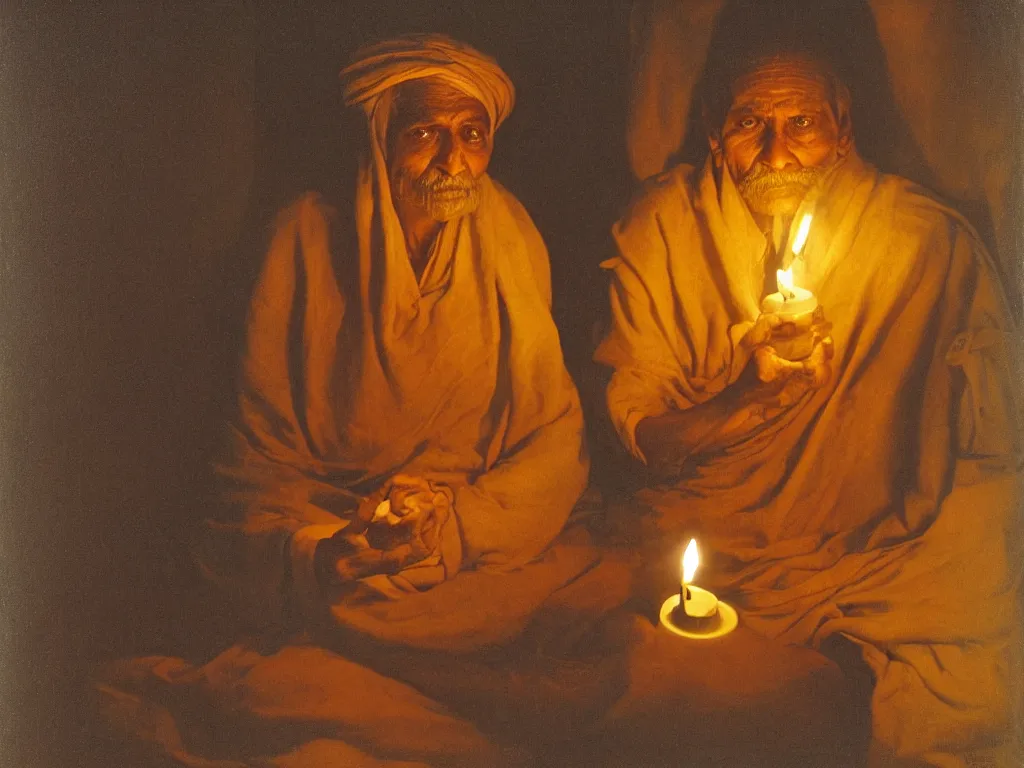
[792, 212, 813, 255]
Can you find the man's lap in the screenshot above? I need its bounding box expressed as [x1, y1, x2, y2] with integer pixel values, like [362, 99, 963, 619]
[93, 592, 870, 767]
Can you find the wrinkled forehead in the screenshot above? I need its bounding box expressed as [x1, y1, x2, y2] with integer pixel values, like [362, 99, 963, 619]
[389, 77, 490, 130]
[729, 57, 834, 113]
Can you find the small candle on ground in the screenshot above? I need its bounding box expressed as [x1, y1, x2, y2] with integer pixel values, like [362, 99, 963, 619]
[679, 539, 719, 620]
[661, 538, 738, 638]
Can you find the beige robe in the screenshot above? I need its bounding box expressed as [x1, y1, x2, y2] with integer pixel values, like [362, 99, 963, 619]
[595, 151, 1023, 766]
[192, 168, 593, 646]
[90, 177, 616, 767]
[89, 37, 613, 767]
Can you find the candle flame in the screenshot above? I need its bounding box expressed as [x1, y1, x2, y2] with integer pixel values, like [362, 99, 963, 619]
[792, 213, 813, 255]
[776, 267, 796, 298]
[682, 538, 699, 583]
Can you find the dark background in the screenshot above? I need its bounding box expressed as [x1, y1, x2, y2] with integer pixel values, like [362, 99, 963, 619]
[0, 2, 1019, 765]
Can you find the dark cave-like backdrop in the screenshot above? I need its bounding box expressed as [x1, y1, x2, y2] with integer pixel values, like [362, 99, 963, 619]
[0, 3, 1018, 765]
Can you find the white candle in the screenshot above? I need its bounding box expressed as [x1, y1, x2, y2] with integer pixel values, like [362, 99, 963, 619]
[684, 585, 719, 618]
[761, 267, 818, 318]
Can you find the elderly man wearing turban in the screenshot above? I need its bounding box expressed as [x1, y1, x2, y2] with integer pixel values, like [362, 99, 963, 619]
[199, 34, 592, 626]
[92, 35, 603, 767]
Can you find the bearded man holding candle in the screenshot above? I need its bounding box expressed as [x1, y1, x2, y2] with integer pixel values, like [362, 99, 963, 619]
[595, 43, 1022, 767]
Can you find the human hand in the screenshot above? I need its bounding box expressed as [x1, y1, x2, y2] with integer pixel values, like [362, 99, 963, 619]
[314, 531, 397, 585]
[765, 307, 833, 364]
[736, 312, 834, 408]
[314, 476, 451, 587]
[753, 342, 831, 399]
[364, 474, 451, 556]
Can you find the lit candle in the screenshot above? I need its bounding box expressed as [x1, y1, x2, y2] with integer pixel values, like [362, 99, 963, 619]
[680, 538, 696, 604]
[680, 538, 718, 619]
[760, 213, 818, 319]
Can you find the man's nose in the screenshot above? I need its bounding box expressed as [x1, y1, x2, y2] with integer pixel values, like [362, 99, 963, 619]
[434, 133, 467, 176]
[761, 126, 799, 170]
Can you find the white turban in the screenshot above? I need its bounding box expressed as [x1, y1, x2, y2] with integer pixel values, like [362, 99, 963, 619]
[330, 33, 518, 355]
[339, 33, 516, 135]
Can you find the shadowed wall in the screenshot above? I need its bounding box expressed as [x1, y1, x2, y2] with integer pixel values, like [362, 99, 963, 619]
[2, 4, 256, 765]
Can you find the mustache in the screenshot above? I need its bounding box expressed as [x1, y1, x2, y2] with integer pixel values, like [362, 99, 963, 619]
[737, 164, 825, 195]
[413, 169, 477, 195]
[391, 166, 481, 222]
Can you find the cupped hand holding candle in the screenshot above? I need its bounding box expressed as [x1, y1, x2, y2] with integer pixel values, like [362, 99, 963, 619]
[759, 213, 826, 361]
[760, 269, 820, 362]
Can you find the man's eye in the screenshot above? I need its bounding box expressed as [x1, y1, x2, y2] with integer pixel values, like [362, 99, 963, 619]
[738, 117, 760, 130]
[462, 126, 485, 144]
[409, 128, 434, 141]
[791, 116, 813, 130]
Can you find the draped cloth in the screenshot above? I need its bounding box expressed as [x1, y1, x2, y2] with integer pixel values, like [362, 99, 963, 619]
[595, 150, 1023, 766]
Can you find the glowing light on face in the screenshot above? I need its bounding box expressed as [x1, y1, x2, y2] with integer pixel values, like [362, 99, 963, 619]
[682, 538, 699, 584]
[792, 213, 813, 255]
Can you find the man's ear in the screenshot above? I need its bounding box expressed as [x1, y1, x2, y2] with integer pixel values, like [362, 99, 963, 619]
[833, 83, 854, 158]
[708, 133, 722, 158]
[702, 100, 723, 159]
[837, 115, 853, 157]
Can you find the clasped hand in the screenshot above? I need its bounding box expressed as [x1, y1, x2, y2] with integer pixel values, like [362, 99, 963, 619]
[315, 475, 451, 587]
[738, 309, 834, 409]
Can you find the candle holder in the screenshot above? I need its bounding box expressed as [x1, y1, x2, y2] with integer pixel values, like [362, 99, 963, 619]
[659, 592, 738, 640]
